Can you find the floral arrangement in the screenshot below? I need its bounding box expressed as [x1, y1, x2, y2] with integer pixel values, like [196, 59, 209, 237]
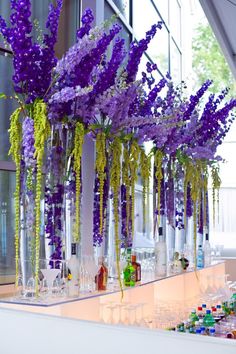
[0, 1, 235, 292]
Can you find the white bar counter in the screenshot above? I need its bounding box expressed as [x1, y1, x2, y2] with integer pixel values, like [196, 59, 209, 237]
[0, 261, 235, 354]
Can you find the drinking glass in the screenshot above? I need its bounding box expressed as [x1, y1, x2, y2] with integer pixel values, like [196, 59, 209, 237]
[39, 259, 61, 297]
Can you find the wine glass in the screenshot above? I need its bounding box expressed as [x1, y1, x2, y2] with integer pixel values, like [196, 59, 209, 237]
[39, 259, 61, 297]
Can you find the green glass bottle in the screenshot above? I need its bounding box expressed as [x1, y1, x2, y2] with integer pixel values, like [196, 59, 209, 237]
[123, 248, 135, 287]
[203, 310, 215, 327]
[189, 310, 199, 325]
[222, 301, 231, 316]
[230, 293, 236, 314]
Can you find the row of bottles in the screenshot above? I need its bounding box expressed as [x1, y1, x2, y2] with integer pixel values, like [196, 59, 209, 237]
[172, 295, 236, 339]
[155, 227, 212, 275]
[66, 227, 212, 297]
[67, 244, 142, 296]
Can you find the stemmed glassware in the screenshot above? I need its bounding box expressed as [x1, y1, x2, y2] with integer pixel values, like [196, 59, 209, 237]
[39, 259, 61, 297]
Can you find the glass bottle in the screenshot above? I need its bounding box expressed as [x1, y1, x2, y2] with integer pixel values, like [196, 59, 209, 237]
[209, 327, 216, 337]
[204, 232, 211, 266]
[197, 306, 204, 319]
[197, 245, 204, 269]
[216, 304, 225, 319]
[155, 226, 167, 277]
[131, 255, 141, 282]
[67, 243, 80, 297]
[95, 257, 108, 291]
[189, 309, 199, 325]
[203, 309, 215, 327]
[179, 252, 189, 271]
[123, 249, 135, 287]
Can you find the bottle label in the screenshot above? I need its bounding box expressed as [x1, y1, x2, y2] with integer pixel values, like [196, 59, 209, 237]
[136, 266, 141, 281]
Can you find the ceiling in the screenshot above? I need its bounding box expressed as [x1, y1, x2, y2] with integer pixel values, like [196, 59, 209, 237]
[200, 0, 236, 79]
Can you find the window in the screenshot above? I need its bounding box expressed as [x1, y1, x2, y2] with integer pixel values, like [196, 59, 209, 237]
[169, 0, 181, 46]
[153, 0, 169, 23]
[103, 0, 183, 246]
[209, 133, 236, 256]
[170, 40, 182, 83]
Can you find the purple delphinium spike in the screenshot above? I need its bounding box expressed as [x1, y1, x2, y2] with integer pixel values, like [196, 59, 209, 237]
[76, 8, 94, 40]
[126, 22, 162, 83]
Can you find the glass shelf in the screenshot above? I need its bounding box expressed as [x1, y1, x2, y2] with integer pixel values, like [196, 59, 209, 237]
[0, 260, 224, 307]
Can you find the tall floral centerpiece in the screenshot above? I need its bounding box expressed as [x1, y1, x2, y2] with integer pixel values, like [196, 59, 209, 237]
[0, 0, 63, 287]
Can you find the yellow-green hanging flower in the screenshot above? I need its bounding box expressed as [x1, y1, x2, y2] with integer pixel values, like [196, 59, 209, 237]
[95, 131, 107, 236]
[129, 140, 140, 238]
[154, 149, 164, 227]
[110, 137, 123, 297]
[122, 144, 130, 237]
[8, 107, 22, 285]
[72, 122, 85, 243]
[33, 100, 50, 293]
[140, 148, 151, 229]
[211, 164, 221, 227]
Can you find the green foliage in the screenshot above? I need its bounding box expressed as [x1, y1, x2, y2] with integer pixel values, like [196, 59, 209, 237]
[192, 23, 236, 96]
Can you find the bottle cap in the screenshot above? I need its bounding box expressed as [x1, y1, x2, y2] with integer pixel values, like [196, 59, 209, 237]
[131, 255, 136, 262]
[206, 309, 211, 314]
[209, 328, 215, 333]
[216, 304, 221, 309]
[98, 256, 105, 264]
[200, 326, 206, 331]
[127, 247, 132, 254]
[199, 319, 203, 324]
[196, 329, 201, 334]
[212, 308, 217, 312]
[202, 304, 207, 308]
[71, 243, 77, 255]
[197, 306, 202, 311]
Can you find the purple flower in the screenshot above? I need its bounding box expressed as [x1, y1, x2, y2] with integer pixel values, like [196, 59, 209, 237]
[126, 22, 162, 83]
[0, 0, 62, 101]
[76, 8, 94, 40]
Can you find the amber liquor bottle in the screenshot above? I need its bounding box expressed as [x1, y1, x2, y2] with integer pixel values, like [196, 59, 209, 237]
[131, 255, 141, 282]
[95, 257, 108, 291]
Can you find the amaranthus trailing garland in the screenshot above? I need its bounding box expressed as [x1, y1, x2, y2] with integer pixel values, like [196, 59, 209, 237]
[122, 144, 131, 242]
[9, 108, 22, 284]
[211, 165, 221, 226]
[95, 131, 107, 236]
[72, 122, 85, 243]
[140, 148, 151, 229]
[33, 100, 50, 289]
[129, 140, 140, 239]
[110, 137, 123, 295]
[154, 149, 164, 228]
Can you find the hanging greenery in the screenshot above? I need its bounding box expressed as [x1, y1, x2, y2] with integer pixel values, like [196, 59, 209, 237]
[95, 131, 107, 236]
[122, 143, 131, 237]
[33, 100, 50, 292]
[72, 122, 85, 243]
[129, 140, 140, 238]
[154, 149, 164, 227]
[211, 164, 221, 226]
[140, 148, 151, 229]
[110, 137, 123, 296]
[8, 107, 22, 284]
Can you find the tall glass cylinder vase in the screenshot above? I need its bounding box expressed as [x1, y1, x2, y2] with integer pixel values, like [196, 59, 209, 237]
[44, 124, 71, 267]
